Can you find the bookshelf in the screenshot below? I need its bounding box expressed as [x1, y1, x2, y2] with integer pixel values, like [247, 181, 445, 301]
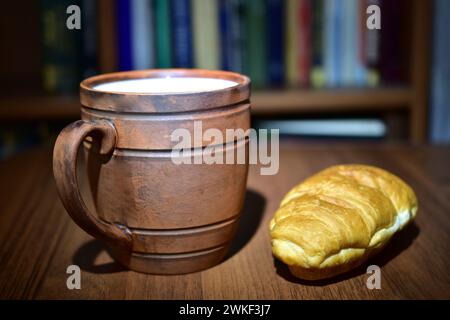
[0, 0, 431, 142]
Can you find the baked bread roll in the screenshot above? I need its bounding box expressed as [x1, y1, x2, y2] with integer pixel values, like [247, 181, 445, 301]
[270, 165, 418, 280]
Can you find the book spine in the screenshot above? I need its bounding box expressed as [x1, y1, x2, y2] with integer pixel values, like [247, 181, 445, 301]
[365, 0, 381, 86]
[244, 0, 267, 88]
[379, 0, 403, 84]
[117, 0, 132, 71]
[220, 0, 244, 73]
[219, 0, 230, 70]
[324, 0, 341, 87]
[171, 0, 193, 68]
[131, 0, 154, 70]
[335, 0, 344, 86]
[341, 0, 356, 86]
[430, 0, 450, 142]
[285, 0, 299, 86]
[267, 0, 284, 86]
[192, 0, 220, 70]
[310, 0, 325, 88]
[81, 0, 98, 79]
[40, 0, 82, 93]
[154, 0, 172, 68]
[354, 0, 368, 86]
[298, 0, 312, 86]
[98, 0, 117, 72]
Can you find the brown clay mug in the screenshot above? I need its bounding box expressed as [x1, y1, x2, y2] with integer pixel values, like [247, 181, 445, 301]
[53, 69, 251, 274]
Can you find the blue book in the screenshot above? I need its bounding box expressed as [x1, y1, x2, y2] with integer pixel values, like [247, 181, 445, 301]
[117, 0, 133, 71]
[339, 0, 368, 87]
[324, 0, 342, 87]
[131, 0, 154, 70]
[219, 0, 244, 73]
[341, 0, 353, 86]
[171, 0, 193, 68]
[267, 0, 284, 86]
[430, 0, 450, 142]
[323, 0, 333, 86]
[219, 0, 231, 70]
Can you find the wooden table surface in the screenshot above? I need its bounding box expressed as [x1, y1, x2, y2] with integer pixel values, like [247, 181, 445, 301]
[1, 142, 449, 299]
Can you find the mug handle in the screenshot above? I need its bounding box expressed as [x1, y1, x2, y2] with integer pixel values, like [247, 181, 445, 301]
[53, 119, 132, 250]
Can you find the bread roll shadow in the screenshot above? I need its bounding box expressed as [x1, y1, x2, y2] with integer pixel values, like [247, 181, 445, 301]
[274, 222, 420, 286]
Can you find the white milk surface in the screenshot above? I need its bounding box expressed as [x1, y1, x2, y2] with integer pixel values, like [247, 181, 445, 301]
[93, 77, 238, 94]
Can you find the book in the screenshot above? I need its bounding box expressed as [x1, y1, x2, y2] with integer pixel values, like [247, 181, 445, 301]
[243, 0, 267, 88]
[98, 0, 118, 72]
[341, 0, 369, 87]
[131, 0, 154, 70]
[255, 119, 386, 138]
[310, 0, 325, 88]
[430, 0, 450, 142]
[341, 0, 354, 86]
[324, 0, 342, 87]
[219, 0, 244, 73]
[40, 0, 82, 93]
[192, 0, 220, 70]
[116, 0, 132, 71]
[298, 0, 312, 86]
[171, 0, 193, 68]
[154, 0, 172, 68]
[354, 0, 369, 86]
[379, 0, 405, 84]
[285, 0, 299, 86]
[266, 0, 284, 86]
[81, 0, 98, 79]
[364, 0, 381, 86]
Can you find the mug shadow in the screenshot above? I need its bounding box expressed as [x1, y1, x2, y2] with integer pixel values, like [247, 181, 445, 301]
[227, 189, 266, 259]
[73, 189, 266, 274]
[274, 222, 420, 286]
[73, 240, 126, 274]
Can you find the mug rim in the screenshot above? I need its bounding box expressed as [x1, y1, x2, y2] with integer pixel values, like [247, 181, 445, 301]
[81, 68, 250, 95]
[80, 69, 251, 113]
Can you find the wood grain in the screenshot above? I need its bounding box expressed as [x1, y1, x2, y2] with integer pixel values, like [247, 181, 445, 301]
[0, 142, 449, 299]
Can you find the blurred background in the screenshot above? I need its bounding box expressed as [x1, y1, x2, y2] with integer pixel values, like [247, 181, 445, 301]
[0, 0, 448, 160]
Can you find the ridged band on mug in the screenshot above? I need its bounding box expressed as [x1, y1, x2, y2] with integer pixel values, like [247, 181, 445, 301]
[80, 69, 250, 113]
[81, 102, 250, 150]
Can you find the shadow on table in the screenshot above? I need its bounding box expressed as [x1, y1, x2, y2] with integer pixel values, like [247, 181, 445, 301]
[73, 189, 266, 274]
[274, 222, 420, 286]
[226, 189, 266, 259]
[73, 240, 126, 274]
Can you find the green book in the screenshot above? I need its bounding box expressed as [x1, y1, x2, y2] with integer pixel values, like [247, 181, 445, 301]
[243, 0, 267, 88]
[154, 0, 172, 68]
[310, 0, 325, 88]
[40, 0, 82, 93]
[192, 0, 220, 70]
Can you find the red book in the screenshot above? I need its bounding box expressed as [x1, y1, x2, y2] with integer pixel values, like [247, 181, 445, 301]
[298, 0, 312, 86]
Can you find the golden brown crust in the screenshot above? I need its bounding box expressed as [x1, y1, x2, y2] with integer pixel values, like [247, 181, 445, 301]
[270, 165, 418, 281]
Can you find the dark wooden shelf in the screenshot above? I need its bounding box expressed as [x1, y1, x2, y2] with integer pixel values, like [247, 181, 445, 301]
[251, 87, 412, 114]
[0, 95, 80, 120]
[0, 87, 412, 120]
